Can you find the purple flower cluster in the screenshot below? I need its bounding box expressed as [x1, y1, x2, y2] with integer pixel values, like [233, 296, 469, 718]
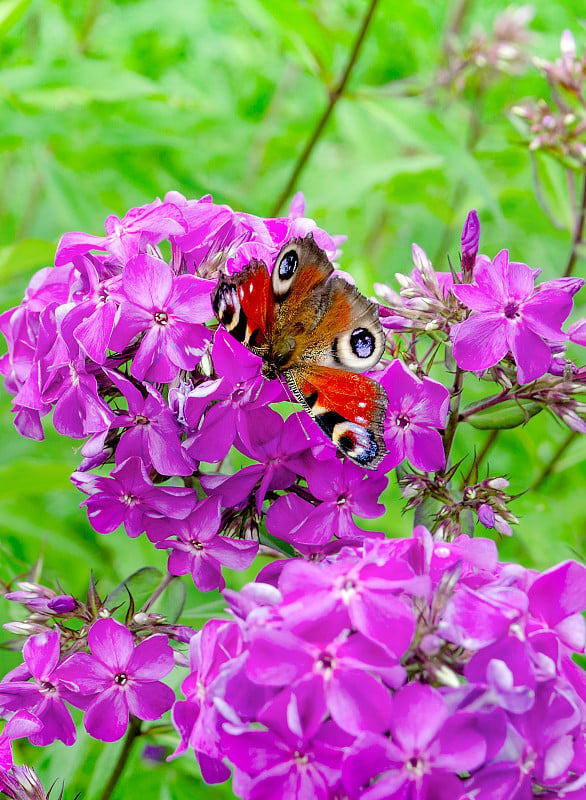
[0, 192, 456, 589]
[0, 619, 175, 745]
[173, 530, 586, 799]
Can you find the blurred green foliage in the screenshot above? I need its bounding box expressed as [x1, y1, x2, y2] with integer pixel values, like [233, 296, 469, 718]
[1, 0, 586, 797]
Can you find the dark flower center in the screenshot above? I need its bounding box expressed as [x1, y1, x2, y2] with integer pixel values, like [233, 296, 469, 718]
[294, 751, 309, 764]
[232, 387, 246, 399]
[134, 414, 149, 425]
[190, 539, 204, 550]
[396, 413, 410, 428]
[154, 311, 169, 326]
[337, 493, 348, 506]
[316, 652, 335, 673]
[39, 681, 56, 694]
[114, 672, 129, 685]
[504, 301, 521, 319]
[406, 755, 425, 775]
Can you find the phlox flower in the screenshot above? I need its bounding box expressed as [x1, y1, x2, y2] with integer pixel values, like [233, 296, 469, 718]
[378, 359, 449, 472]
[150, 496, 258, 591]
[0, 711, 43, 771]
[71, 456, 195, 538]
[109, 253, 213, 383]
[451, 249, 582, 383]
[266, 459, 387, 548]
[56, 618, 175, 742]
[0, 630, 77, 746]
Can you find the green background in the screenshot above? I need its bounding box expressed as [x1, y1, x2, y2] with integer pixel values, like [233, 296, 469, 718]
[0, 0, 585, 797]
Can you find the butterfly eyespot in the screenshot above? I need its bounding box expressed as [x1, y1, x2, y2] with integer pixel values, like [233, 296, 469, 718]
[350, 328, 375, 359]
[279, 251, 298, 280]
[332, 421, 379, 465]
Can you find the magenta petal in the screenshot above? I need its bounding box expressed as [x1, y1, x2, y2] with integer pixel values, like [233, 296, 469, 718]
[435, 713, 487, 772]
[85, 686, 129, 742]
[246, 630, 313, 685]
[452, 284, 501, 312]
[505, 261, 535, 302]
[507, 323, 552, 384]
[23, 630, 60, 680]
[53, 652, 110, 694]
[326, 670, 391, 735]
[88, 618, 134, 672]
[192, 555, 224, 592]
[126, 680, 175, 721]
[523, 289, 573, 339]
[404, 425, 445, 472]
[452, 314, 509, 371]
[390, 683, 449, 751]
[123, 254, 173, 310]
[128, 635, 174, 680]
[206, 537, 259, 570]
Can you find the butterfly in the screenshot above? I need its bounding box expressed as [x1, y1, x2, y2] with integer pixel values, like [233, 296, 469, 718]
[211, 234, 388, 468]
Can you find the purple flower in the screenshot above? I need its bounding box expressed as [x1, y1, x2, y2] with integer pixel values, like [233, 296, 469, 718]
[343, 683, 486, 799]
[0, 631, 77, 746]
[378, 359, 449, 472]
[71, 456, 195, 538]
[56, 618, 175, 742]
[451, 250, 582, 383]
[183, 330, 284, 463]
[55, 199, 186, 265]
[266, 459, 387, 548]
[201, 411, 313, 513]
[0, 711, 43, 770]
[109, 253, 213, 382]
[151, 496, 258, 591]
[103, 368, 194, 476]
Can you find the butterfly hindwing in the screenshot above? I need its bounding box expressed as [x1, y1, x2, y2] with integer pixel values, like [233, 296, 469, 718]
[285, 365, 387, 469]
[211, 259, 274, 355]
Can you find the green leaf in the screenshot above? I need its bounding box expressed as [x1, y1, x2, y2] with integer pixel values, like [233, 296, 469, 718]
[0, 0, 32, 37]
[107, 567, 163, 610]
[464, 398, 543, 430]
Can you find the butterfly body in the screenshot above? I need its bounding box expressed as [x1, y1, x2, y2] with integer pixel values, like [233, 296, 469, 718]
[212, 235, 388, 468]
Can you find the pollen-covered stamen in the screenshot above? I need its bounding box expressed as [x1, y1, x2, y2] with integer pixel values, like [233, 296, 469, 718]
[189, 539, 204, 550]
[114, 672, 129, 686]
[396, 413, 410, 428]
[154, 311, 169, 326]
[504, 301, 521, 319]
[120, 492, 140, 507]
[39, 681, 56, 694]
[134, 414, 149, 425]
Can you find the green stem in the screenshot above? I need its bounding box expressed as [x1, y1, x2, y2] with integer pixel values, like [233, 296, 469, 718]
[141, 573, 174, 613]
[442, 365, 465, 466]
[98, 717, 142, 800]
[270, 0, 380, 216]
[531, 430, 579, 491]
[458, 389, 510, 421]
[564, 166, 586, 277]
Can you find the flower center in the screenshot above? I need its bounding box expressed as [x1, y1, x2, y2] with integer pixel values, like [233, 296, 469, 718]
[316, 651, 335, 676]
[134, 414, 149, 425]
[396, 413, 410, 428]
[154, 311, 169, 326]
[294, 751, 309, 765]
[121, 492, 139, 507]
[504, 301, 521, 320]
[39, 681, 56, 694]
[232, 387, 246, 399]
[406, 755, 425, 776]
[337, 493, 348, 506]
[190, 539, 204, 550]
[114, 672, 129, 685]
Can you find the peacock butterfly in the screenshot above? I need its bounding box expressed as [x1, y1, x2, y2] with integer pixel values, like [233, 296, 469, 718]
[211, 234, 388, 468]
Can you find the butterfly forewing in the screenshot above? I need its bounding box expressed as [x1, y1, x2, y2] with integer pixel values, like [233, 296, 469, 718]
[211, 259, 274, 355]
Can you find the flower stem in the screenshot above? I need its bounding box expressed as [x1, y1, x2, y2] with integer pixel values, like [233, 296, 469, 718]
[458, 389, 510, 421]
[141, 573, 174, 613]
[270, 0, 380, 216]
[564, 166, 586, 276]
[98, 716, 142, 800]
[442, 365, 465, 466]
[531, 429, 579, 491]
